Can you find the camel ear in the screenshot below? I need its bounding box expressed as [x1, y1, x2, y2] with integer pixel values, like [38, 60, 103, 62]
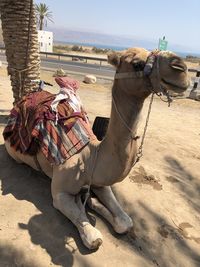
[125, 52, 146, 71]
[124, 52, 138, 64]
[107, 52, 121, 67]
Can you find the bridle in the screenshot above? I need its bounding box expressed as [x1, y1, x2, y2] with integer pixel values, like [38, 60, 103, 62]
[114, 49, 160, 79]
[115, 50, 173, 103]
[112, 50, 172, 166]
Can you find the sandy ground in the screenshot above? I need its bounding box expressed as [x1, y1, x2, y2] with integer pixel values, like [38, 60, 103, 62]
[0, 66, 200, 267]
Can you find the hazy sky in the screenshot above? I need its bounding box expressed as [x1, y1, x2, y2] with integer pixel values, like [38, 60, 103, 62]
[34, 0, 200, 52]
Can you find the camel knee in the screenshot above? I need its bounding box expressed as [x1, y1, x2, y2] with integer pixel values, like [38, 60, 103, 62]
[52, 192, 75, 214]
[113, 213, 133, 234]
[52, 192, 64, 210]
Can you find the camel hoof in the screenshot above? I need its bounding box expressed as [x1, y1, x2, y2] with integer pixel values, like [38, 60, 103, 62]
[81, 234, 103, 250]
[91, 238, 103, 250]
[79, 223, 103, 250]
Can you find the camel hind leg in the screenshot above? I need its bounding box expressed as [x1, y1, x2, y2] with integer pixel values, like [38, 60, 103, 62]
[5, 141, 23, 163]
[5, 141, 42, 171]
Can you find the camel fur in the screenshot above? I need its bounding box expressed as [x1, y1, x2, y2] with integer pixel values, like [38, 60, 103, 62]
[5, 47, 189, 250]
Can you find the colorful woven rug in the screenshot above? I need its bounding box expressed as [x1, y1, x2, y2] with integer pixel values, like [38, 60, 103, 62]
[3, 90, 96, 165]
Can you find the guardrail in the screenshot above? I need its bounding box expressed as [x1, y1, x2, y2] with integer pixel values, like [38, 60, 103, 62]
[0, 46, 199, 98]
[188, 68, 200, 89]
[40, 51, 107, 66]
[0, 46, 107, 66]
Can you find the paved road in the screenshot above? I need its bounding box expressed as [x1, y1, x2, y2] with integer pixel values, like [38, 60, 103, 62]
[0, 53, 115, 79]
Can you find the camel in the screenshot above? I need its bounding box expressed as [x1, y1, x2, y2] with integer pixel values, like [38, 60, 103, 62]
[4, 47, 189, 250]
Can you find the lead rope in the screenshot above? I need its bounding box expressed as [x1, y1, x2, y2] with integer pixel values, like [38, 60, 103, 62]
[133, 51, 173, 165]
[157, 54, 173, 106]
[76, 146, 100, 227]
[112, 96, 139, 140]
[80, 50, 172, 209]
[132, 92, 155, 167]
[83, 145, 100, 207]
[112, 90, 155, 167]
[82, 93, 155, 207]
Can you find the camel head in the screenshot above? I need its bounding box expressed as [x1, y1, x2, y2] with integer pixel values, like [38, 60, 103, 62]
[108, 47, 189, 99]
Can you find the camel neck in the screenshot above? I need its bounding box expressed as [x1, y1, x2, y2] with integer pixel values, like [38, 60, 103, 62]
[93, 83, 146, 185]
[108, 84, 145, 141]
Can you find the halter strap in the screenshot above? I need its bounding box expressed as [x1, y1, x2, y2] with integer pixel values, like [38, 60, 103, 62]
[114, 49, 160, 80]
[115, 71, 144, 79]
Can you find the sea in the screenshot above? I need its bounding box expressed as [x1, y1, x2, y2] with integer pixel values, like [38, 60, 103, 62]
[55, 41, 200, 58]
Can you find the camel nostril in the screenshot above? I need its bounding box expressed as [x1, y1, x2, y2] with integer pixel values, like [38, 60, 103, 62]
[170, 59, 187, 72]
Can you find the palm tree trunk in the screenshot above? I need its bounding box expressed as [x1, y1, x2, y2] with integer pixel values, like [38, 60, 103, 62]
[0, 0, 40, 102]
[39, 16, 44, 30]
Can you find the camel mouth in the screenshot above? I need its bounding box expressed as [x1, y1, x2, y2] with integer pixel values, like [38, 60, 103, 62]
[170, 63, 186, 72]
[161, 78, 189, 92]
[170, 59, 187, 72]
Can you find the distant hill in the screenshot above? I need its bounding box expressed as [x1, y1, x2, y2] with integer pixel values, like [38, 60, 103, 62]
[47, 27, 200, 56]
[48, 27, 157, 50]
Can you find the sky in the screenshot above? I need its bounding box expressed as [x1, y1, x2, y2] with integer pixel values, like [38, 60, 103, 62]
[34, 0, 200, 53]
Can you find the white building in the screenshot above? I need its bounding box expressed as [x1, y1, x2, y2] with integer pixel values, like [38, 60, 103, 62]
[38, 30, 53, 53]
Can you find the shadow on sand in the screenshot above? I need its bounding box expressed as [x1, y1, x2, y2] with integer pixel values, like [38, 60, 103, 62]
[0, 242, 41, 267]
[110, 156, 200, 267]
[0, 113, 9, 126]
[111, 193, 200, 267]
[165, 156, 200, 213]
[0, 144, 96, 267]
[0, 143, 200, 267]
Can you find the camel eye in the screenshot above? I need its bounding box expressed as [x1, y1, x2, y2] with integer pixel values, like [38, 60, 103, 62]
[132, 61, 145, 72]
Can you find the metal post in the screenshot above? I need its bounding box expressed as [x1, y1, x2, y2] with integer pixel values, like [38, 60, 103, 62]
[189, 70, 200, 100]
[192, 71, 200, 91]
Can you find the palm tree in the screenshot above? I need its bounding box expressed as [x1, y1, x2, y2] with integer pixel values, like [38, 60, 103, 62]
[0, 0, 40, 102]
[35, 3, 53, 30]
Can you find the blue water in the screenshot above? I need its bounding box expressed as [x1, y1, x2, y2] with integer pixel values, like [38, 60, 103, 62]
[56, 41, 200, 58]
[80, 42, 128, 51]
[56, 41, 127, 51]
[176, 51, 200, 58]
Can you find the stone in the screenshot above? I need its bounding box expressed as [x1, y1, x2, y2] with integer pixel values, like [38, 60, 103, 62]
[84, 74, 97, 84]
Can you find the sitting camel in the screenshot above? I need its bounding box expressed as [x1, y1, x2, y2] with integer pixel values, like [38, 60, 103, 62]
[4, 47, 189, 250]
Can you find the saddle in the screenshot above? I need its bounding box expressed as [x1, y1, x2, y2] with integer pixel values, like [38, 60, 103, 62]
[3, 90, 96, 165]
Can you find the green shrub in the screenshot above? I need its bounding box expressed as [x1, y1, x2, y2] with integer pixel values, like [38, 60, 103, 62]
[92, 46, 112, 54]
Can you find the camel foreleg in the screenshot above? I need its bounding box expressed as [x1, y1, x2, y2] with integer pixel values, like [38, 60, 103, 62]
[89, 186, 133, 234]
[52, 192, 103, 249]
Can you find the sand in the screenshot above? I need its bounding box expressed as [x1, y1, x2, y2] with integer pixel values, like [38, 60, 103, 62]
[0, 67, 200, 267]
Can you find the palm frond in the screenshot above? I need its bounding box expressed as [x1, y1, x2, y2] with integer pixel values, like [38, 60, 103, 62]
[34, 2, 54, 30]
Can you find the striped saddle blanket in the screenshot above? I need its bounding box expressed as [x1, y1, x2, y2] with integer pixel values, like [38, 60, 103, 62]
[3, 90, 96, 165]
